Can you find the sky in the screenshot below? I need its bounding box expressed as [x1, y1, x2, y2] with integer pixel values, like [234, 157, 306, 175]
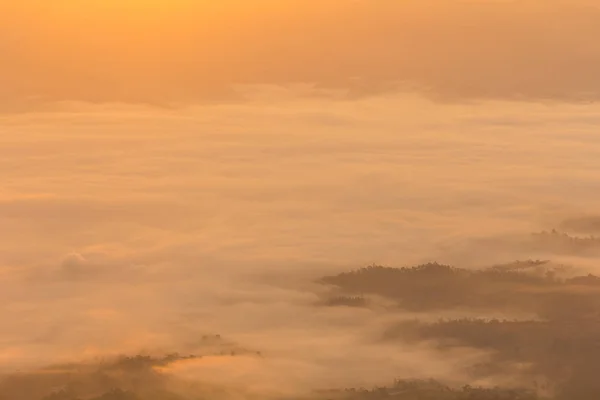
[2, 1, 600, 399]
[3, 0, 600, 110]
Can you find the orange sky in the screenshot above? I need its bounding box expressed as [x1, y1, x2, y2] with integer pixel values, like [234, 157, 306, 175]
[2, 0, 600, 110]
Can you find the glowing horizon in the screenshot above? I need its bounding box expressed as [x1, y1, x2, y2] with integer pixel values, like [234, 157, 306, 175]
[3, 0, 600, 110]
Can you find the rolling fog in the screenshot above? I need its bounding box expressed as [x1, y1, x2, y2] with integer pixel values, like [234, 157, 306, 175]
[2, 89, 600, 399]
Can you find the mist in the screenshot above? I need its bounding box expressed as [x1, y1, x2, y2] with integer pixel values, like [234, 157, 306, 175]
[1, 87, 600, 398]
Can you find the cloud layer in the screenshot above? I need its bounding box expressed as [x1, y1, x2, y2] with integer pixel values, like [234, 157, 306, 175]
[2, 89, 600, 397]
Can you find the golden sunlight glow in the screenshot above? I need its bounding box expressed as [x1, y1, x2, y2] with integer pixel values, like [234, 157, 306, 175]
[4, 0, 600, 399]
